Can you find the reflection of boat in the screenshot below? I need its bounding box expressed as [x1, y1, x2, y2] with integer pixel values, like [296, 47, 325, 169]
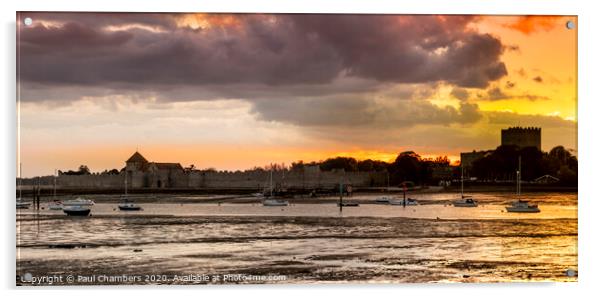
[118, 173, 142, 211]
[452, 198, 478, 207]
[389, 198, 418, 206]
[453, 166, 478, 207]
[262, 169, 289, 207]
[506, 157, 540, 213]
[48, 200, 63, 210]
[63, 205, 91, 216]
[338, 202, 360, 207]
[63, 198, 95, 206]
[263, 198, 289, 206]
[506, 200, 540, 213]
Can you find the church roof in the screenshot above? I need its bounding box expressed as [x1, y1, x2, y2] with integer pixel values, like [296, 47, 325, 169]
[126, 151, 148, 164]
[152, 163, 184, 171]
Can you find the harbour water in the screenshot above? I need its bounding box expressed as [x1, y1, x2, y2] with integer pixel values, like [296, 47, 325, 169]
[16, 192, 578, 285]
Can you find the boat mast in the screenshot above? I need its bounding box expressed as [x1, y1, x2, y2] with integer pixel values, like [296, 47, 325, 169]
[460, 165, 464, 198]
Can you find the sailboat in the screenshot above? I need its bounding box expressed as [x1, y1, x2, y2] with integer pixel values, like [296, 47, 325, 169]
[16, 163, 31, 209]
[118, 172, 142, 211]
[452, 165, 478, 207]
[262, 169, 289, 206]
[506, 156, 540, 213]
[48, 170, 63, 210]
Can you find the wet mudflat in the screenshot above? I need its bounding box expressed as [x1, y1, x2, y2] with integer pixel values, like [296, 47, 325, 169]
[16, 192, 577, 285]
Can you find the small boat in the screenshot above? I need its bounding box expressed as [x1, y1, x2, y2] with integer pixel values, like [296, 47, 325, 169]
[505, 200, 540, 213]
[453, 166, 478, 207]
[63, 198, 95, 206]
[16, 200, 30, 209]
[261, 169, 289, 206]
[251, 192, 264, 197]
[118, 175, 141, 211]
[505, 157, 540, 213]
[118, 202, 142, 211]
[452, 197, 478, 207]
[48, 200, 63, 210]
[263, 198, 289, 206]
[63, 205, 91, 216]
[48, 172, 63, 210]
[337, 202, 360, 207]
[389, 198, 419, 206]
[376, 196, 391, 204]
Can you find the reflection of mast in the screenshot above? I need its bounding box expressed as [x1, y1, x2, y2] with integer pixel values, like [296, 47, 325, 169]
[516, 156, 522, 197]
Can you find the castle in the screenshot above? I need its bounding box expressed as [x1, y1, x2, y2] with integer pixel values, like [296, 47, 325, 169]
[23, 151, 386, 191]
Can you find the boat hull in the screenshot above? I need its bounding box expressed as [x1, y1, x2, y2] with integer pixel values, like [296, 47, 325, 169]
[452, 202, 478, 207]
[505, 207, 540, 213]
[63, 209, 91, 216]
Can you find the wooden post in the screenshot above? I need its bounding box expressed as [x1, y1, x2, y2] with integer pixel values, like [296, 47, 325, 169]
[339, 179, 343, 212]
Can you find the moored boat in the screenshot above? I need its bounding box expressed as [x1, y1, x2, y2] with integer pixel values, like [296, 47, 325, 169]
[453, 166, 478, 207]
[505, 200, 540, 213]
[376, 196, 391, 204]
[389, 198, 418, 206]
[452, 198, 478, 207]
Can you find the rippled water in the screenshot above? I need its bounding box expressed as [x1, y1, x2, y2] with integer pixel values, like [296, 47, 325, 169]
[16, 192, 578, 285]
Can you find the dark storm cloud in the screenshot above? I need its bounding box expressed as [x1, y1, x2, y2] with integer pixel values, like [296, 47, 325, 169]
[450, 87, 470, 101]
[18, 13, 508, 96]
[481, 87, 550, 101]
[251, 96, 482, 128]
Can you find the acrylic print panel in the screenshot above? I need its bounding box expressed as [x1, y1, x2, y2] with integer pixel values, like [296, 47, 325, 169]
[16, 13, 577, 285]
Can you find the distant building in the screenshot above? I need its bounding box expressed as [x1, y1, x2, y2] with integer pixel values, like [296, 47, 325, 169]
[501, 127, 541, 150]
[125, 151, 185, 188]
[460, 150, 487, 169]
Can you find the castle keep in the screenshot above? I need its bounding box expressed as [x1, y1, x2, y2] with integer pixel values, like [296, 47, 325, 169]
[501, 127, 541, 150]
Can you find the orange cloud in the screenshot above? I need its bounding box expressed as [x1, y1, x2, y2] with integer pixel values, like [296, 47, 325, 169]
[504, 16, 562, 35]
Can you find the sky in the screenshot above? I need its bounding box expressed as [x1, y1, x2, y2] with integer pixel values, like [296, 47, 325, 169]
[16, 13, 577, 177]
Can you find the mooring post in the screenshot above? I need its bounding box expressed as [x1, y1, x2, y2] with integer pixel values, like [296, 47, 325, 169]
[339, 180, 343, 212]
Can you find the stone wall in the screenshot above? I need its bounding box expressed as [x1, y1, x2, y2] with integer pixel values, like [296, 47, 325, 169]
[18, 170, 387, 190]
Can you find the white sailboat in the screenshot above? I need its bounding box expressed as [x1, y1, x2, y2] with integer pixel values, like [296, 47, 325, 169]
[118, 172, 142, 211]
[48, 170, 63, 210]
[506, 156, 540, 213]
[262, 169, 289, 206]
[452, 165, 478, 207]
